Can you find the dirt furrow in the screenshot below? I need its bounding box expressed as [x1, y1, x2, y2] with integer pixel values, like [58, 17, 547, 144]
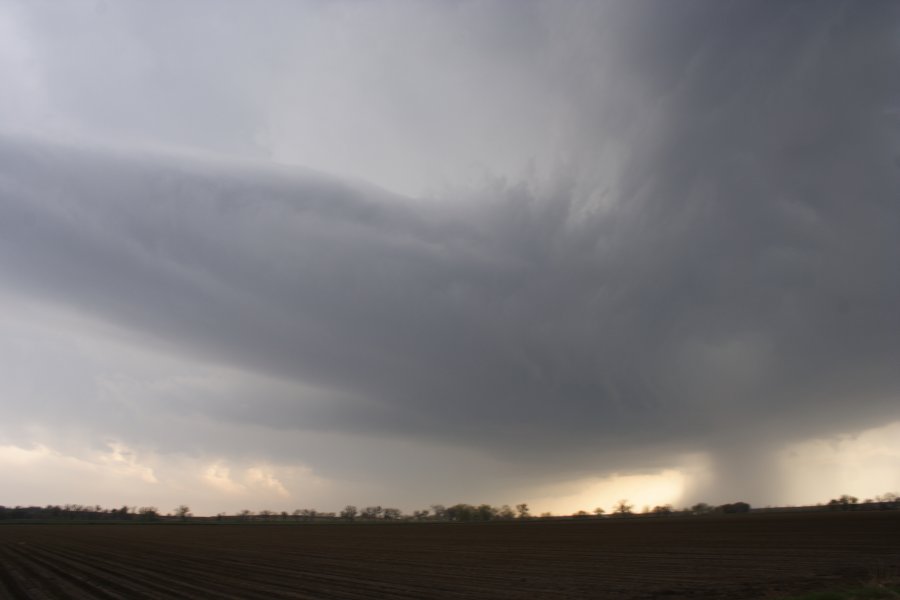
[28, 542, 248, 600]
[35, 538, 411, 600]
[0, 546, 47, 600]
[13, 542, 163, 600]
[0, 512, 896, 600]
[0, 543, 103, 600]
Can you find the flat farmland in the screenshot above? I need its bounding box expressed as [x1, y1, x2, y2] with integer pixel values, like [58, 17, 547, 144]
[1, 511, 898, 599]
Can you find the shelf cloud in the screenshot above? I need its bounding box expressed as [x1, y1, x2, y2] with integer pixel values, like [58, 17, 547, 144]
[1, 0, 898, 511]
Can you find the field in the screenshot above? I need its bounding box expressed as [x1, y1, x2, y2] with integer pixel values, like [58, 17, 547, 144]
[1, 511, 898, 599]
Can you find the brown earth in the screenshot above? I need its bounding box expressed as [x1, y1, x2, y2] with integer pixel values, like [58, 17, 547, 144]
[0, 511, 898, 599]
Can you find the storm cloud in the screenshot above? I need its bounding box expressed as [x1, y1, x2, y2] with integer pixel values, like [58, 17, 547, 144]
[1, 0, 899, 510]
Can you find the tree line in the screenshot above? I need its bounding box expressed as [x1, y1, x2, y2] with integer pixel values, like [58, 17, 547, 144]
[2, 493, 896, 522]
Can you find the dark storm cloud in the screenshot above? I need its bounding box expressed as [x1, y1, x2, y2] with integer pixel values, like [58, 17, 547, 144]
[1, 1, 899, 502]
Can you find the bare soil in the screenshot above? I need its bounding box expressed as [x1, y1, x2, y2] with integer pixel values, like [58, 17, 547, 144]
[0, 511, 897, 599]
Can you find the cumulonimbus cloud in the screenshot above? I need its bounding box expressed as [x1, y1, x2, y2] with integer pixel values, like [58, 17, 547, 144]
[0, 0, 898, 504]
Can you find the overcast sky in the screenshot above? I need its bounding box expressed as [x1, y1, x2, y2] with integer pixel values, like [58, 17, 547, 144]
[1, 0, 899, 516]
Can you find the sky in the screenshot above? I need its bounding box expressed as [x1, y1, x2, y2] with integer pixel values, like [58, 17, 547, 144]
[1, 0, 899, 516]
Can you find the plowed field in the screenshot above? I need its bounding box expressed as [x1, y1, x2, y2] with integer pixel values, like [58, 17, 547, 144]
[1, 511, 898, 599]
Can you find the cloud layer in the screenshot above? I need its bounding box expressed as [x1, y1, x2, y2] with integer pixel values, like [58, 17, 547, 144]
[1, 0, 899, 509]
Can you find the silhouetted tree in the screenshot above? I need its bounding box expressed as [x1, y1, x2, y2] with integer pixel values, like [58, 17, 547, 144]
[827, 494, 859, 511]
[515, 503, 530, 519]
[614, 500, 633, 516]
[691, 502, 713, 515]
[382, 507, 402, 520]
[875, 493, 899, 510]
[446, 504, 476, 522]
[593, 507, 606, 517]
[476, 504, 497, 521]
[340, 505, 358, 521]
[138, 506, 160, 521]
[361, 506, 383, 519]
[718, 501, 751, 514]
[296, 508, 317, 521]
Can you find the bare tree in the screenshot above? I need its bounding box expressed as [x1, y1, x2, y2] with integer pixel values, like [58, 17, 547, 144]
[360, 506, 383, 519]
[827, 495, 859, 511]
[382, 507, 402, 520]
[138, 506, 159, 521]
[296, 508, 317, 522]
[515, 503, 530, 519]
[875, 493, 899, 510]
[613, 500, 633, 516]
[340, 505, 358, 521]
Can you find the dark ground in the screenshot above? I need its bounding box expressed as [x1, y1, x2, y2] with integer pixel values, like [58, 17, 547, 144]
[0, 511, 898, 599]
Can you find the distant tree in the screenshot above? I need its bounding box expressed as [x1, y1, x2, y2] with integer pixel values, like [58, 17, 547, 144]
[361, 506, 383, 520]
[412, 509, 430, 520]
[174, 505, 192, 521]
[280, 511, 289, 521]
[446, 504, 477, 522]
[573, 510, 590, 518]
[539, 512, 553, 519]
[593, 507, 606, 517]
[652, 504, 673, 516]
[238, 509, 253, 521]
[296, 509, 317, 522]
[614, 500, 633, 516]
[340, 505, 358, 521]
[691, 502, 713, 515]
[138, 506, 159, 521]
[258, 509, 274, 521]
[382, 507, 403, 520]
[875, 493, 899, 510]
[291, 509, 303, 521]
[827, 494, 858, 511]
[718, 502, 751, 514]
[515, 503, 530, 519]
[430, 505, 448, 520]
[476, 504, 497, 521]
[497, 505, 515, 520]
